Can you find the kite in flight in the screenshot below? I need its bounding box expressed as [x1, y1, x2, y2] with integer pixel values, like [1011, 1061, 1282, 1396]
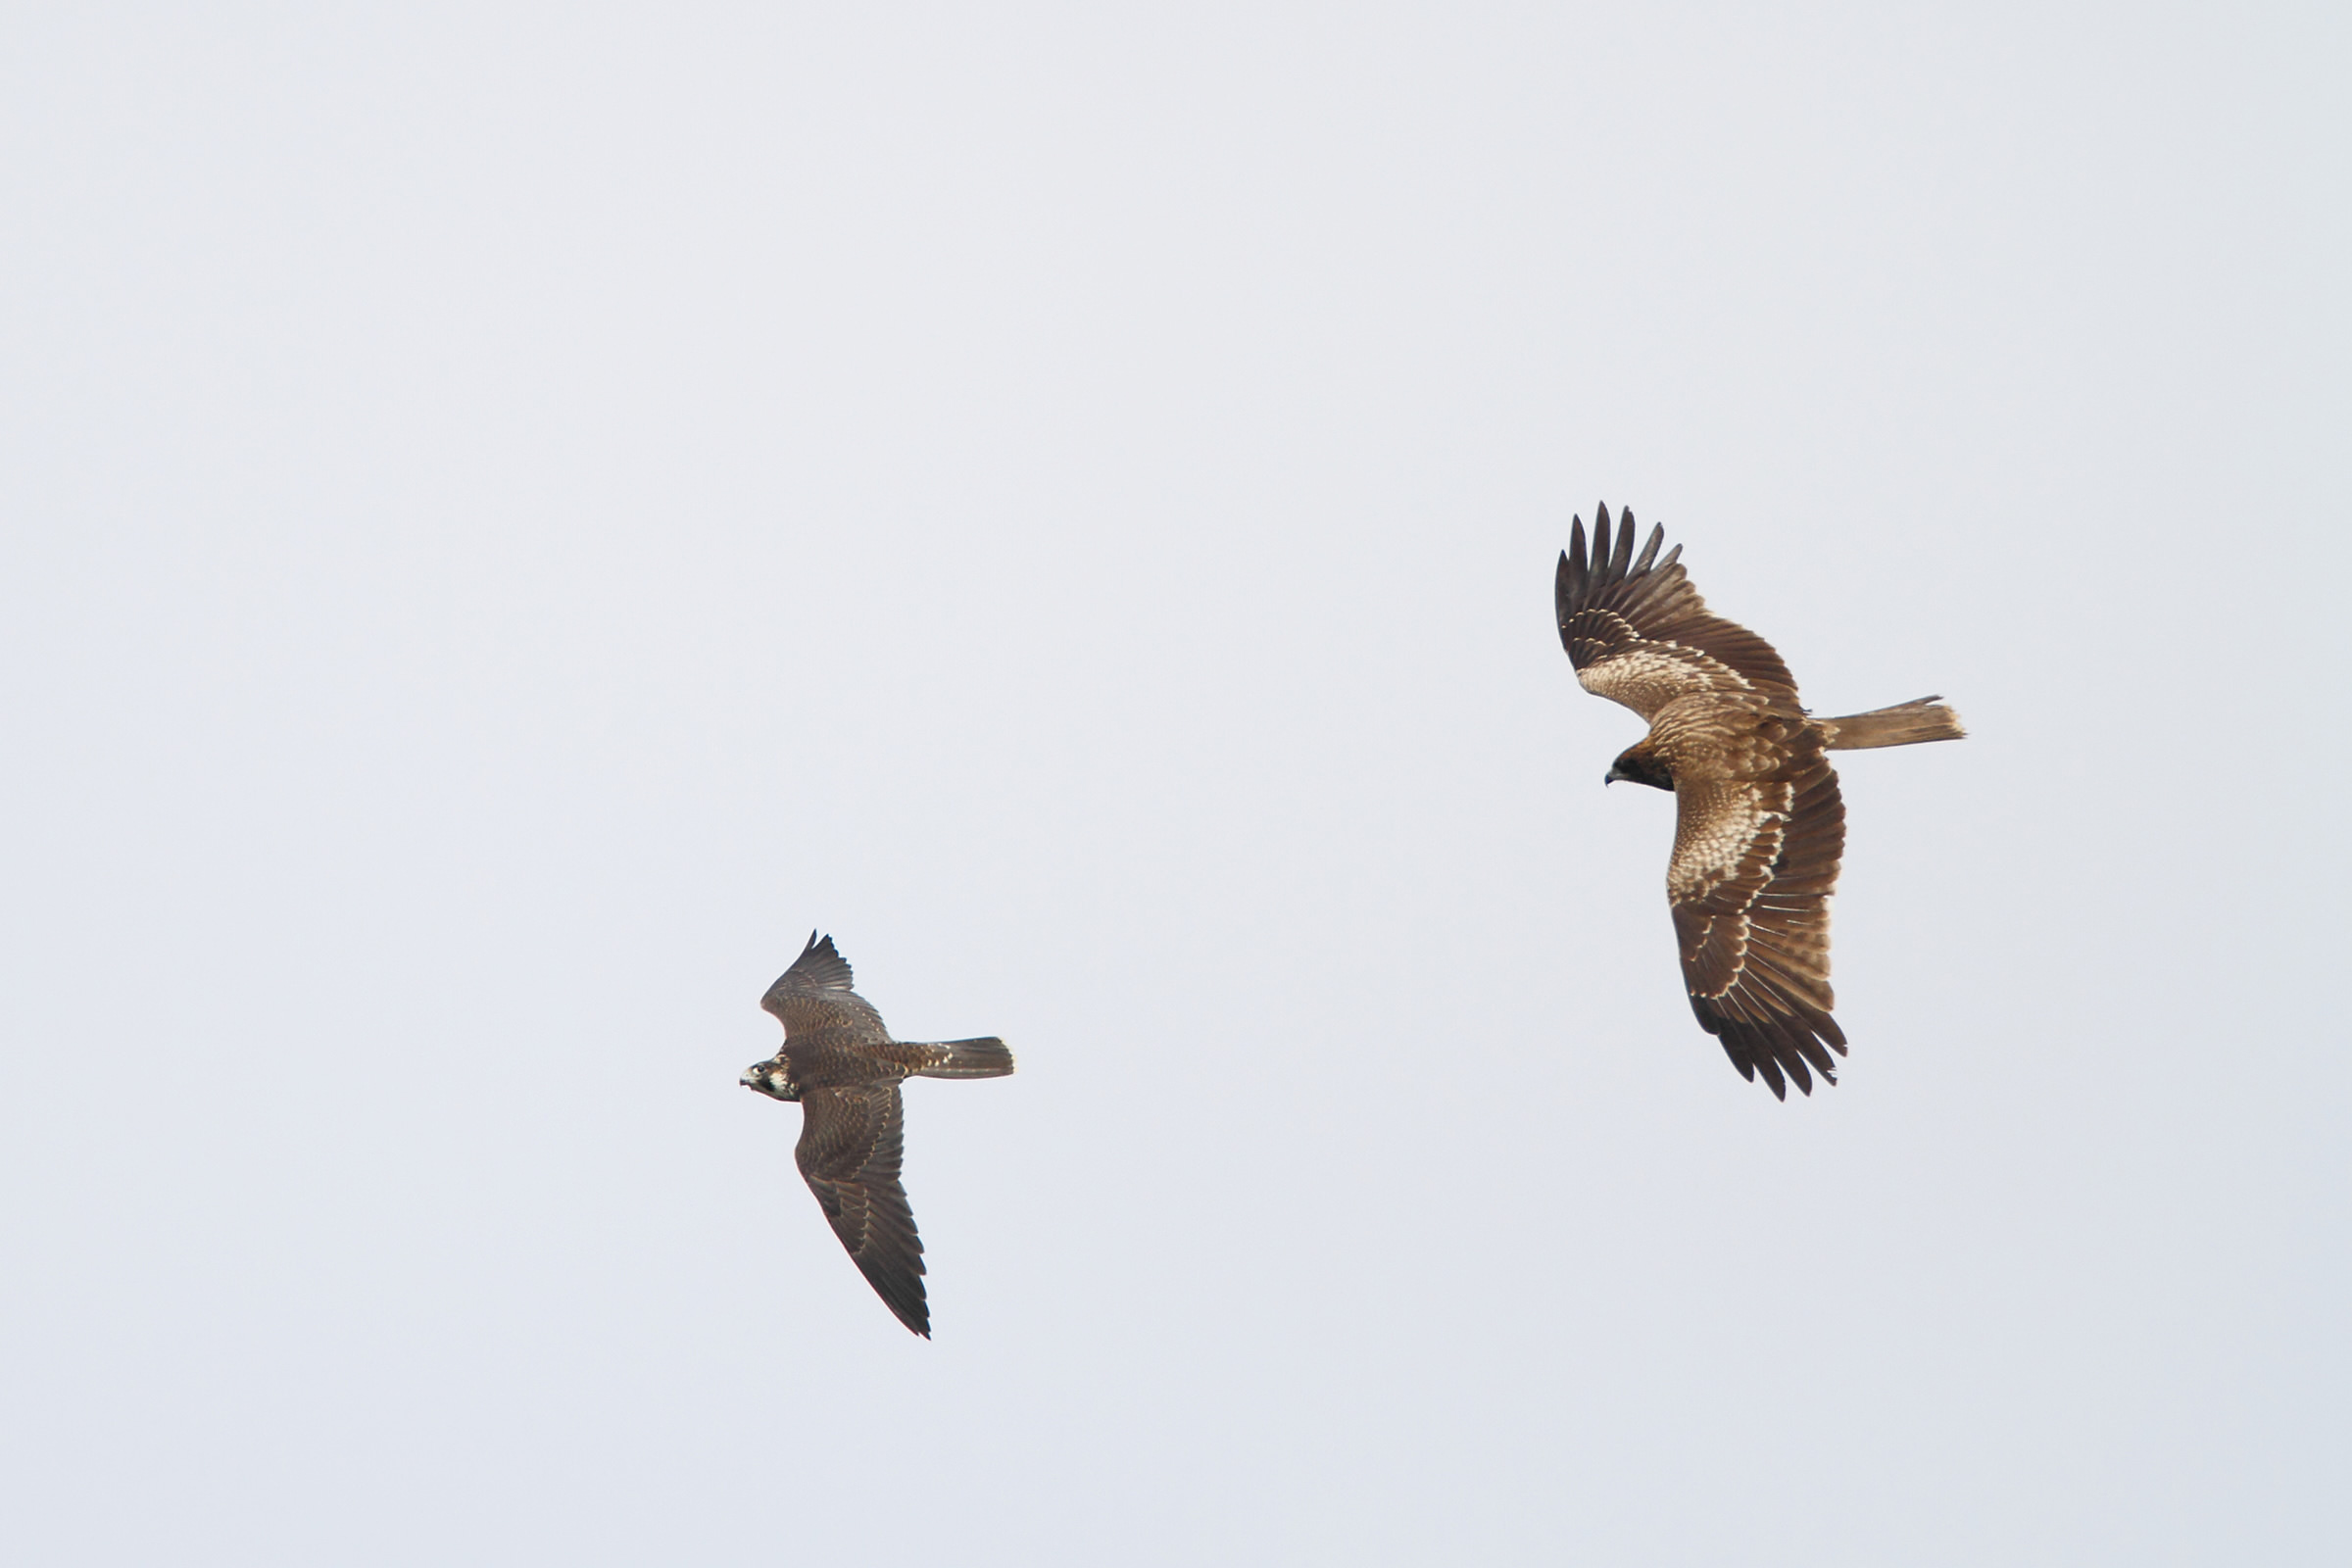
[1555, 505, 1964, 1098]
[742, 932, 1014, 1335]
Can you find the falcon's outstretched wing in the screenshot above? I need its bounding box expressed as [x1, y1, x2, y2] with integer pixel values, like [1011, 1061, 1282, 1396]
[1667, 742, 1847, 1099]
[762, 931, 888, 1042]
[795, 1084, 928, 1336]
[1555, 504, 1800, 720]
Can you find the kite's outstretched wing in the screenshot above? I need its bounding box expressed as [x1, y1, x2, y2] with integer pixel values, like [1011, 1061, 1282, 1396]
[1667, 741, 1847, 1099]
[1556, 503, 1800, 720]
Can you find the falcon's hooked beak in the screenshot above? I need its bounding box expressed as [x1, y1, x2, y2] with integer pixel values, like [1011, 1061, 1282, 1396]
[742, 1060, 800, 1102]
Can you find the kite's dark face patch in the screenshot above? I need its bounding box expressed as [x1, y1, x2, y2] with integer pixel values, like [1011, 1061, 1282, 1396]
[1605, 747, 1674, 791]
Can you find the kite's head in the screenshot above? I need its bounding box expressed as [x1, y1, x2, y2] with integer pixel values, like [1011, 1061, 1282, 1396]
[1605, 746, 1674, 792]
[740, 1058, 801, 1102]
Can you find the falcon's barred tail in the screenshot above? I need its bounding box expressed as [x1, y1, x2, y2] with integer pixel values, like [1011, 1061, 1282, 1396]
[1817, 697, 1966, 751]
[909, 1038, 1017, 1079]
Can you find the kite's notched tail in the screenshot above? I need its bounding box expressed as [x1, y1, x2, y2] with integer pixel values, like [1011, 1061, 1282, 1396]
[1817, 697, 1966, 751]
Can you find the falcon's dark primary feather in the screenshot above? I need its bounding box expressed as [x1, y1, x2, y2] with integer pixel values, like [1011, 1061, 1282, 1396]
[1555, 504, 1964, 1098]
[760, 931, 884, 1039]
[741, 932, 1015, 1335]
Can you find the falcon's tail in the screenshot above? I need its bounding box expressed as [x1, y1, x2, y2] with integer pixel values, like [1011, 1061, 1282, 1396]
[910, 1038, 1016, 1079]
[1817, 697, 1965, 750]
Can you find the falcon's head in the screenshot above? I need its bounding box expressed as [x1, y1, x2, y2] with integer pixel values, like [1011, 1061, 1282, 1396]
[741, 1058, 801, 1102]
[1605, 745, 1674, 792]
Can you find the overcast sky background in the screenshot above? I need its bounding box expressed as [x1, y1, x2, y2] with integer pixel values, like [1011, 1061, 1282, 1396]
[2, 5, 2346, 1564]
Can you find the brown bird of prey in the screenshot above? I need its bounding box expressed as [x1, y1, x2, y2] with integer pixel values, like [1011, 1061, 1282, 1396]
[741, 932, 1014, 1336]
[1556, 505, 1964, 1098]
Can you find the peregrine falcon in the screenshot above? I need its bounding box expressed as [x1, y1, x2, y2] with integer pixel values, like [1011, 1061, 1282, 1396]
[741, 932, 1014, 1335]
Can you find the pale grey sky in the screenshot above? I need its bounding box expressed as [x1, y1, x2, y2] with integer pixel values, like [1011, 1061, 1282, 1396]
[2, 5, 2346, 1564]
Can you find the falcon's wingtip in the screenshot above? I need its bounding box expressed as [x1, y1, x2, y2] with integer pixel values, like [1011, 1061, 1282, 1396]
[776, 930, 857, 995]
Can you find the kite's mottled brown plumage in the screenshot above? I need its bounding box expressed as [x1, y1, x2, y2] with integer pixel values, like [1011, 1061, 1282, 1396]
[1556, 505, 1963, 1098]
[742, 932, 1014, 1335]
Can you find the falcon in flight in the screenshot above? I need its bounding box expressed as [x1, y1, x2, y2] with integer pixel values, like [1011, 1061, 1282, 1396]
[1556, 504, 1964, 1098]
[741, 932, 1014, 1336]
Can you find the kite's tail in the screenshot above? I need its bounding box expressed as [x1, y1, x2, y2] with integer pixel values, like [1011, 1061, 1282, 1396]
[1816, 697, 1966, 750]
[910, 1038, 1017, 1078]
